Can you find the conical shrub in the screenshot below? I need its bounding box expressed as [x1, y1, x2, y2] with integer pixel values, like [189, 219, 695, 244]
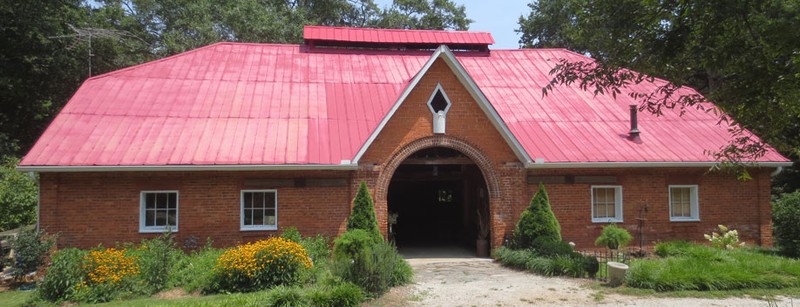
[347, 182, 382, 241]
[512, 183, 562, 249]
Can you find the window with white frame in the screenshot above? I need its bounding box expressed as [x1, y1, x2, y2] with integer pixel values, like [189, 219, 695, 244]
[669, 185, 699, 221]
[591, 186, 623, 223]
[241, 190, 277, 231]
[140, 191, 178, 233]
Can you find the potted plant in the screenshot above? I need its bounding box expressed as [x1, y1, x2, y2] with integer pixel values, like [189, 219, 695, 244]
[595, 224, 633, 250]
[476, 208, 490, 257]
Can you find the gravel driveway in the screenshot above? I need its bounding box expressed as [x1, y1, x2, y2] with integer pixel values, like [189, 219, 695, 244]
[368, 257, 796, 307]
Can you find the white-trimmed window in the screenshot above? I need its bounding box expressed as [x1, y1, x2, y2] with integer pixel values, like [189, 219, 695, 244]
[140, 191, 178, 233]
[241, 190, 278, 231]
[591, 186, 623, 223]
[669, 185, 699, 221]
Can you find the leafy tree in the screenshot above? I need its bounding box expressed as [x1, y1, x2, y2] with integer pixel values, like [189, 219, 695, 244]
[0, 0, 92, 158]
[347, 182, 382, 240]
[519, 0, 800, 189]
[512, 183, 561, 249]
[0, 157, 38, 232]
[377, 0, 472, 30]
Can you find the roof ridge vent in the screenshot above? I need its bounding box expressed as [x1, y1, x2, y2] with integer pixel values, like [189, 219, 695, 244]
[303, 26, 493, 53]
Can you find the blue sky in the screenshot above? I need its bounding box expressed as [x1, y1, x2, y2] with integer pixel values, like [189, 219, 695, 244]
[374, 0, 532, 49]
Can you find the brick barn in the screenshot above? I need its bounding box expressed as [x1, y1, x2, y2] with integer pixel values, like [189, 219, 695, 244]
[19, 26, 791, 253]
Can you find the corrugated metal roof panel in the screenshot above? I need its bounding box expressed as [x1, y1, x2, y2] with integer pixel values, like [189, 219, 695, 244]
[303, 26, 494, 45]
[20, 37, 789, 168]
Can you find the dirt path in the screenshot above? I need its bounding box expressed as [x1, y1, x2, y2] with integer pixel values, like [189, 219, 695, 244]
[367, 258, 796, 307]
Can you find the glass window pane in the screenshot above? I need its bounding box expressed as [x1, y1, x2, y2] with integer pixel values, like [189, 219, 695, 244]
[155, 210, 167, 226]
[244, 192, 253, 209]
[265, 192, 276, 208]
[167, 210, 176, 226]
[253, 192, 264, 209]
[156, 193, 167, 209]
[145, 193, 156, 209]
[145, 209, 155, 226]
[168, 193, 177, 209]
[252, 209, 264, 225]
[265, 215, 276, 226]
[244, 209, 253, 225]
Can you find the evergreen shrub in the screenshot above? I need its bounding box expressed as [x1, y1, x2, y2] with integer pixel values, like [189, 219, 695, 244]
[347, 182, 382, 240]
[512, 183, 561, 249]
[773, 191, 800, 257]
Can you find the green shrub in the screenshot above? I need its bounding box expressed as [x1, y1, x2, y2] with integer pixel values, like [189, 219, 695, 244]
[627, 242, 800, 291]
[333, 229, 380, 259]
[332, 241, 402, 296]
[212, 238, 313, 293]
[307, 282, 365, 307]
[594, 224, 633, 249]
[584, 255, 599, 278]
[347, 182, 382, 240]
[0, 157, 37, 232]
[281, 227, 303, 243]
[654, 240, 694, 257]
[299, 234, 331, 265]
[512, 183, 561, 249]
[10, 229, 54, 279]
[130, 233, 184, 293]
[773, 191, 800, 257]
[37, 248, 87, 302]
[495, 246, 590, 278]
[391, 256, 413, 286]
[171, 248, 223, 293]
[264, 285, 308, 307]
[531, 237, 573, 258]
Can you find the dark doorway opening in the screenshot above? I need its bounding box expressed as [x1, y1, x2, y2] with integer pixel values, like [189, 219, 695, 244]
[387, 147, 489, 256]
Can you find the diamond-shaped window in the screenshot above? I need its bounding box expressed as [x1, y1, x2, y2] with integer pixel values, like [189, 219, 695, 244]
[427, 84, 452, 114]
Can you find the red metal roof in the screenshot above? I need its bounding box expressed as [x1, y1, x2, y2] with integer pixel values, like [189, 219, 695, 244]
[304, 26, 494, 46]
[20, 35, 789, 168]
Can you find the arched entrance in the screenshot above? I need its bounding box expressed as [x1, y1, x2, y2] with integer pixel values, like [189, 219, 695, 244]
[376, 136, 499, 257]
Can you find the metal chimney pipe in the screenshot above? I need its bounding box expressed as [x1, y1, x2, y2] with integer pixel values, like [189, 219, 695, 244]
[629, 105, 640, 138]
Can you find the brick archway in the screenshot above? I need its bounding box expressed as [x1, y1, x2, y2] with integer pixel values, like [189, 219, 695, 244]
[375, 135, 500, 203]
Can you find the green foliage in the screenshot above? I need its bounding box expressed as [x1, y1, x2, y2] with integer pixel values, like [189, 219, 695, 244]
[332, 241, 408, 297]
[391, 256, 413, 286]
[281, 227, 303, 243]
[171, 248, 223, 294]
[530, 237, 573, 258]
[377, 0, 472, 30]
[307, 282, 364, 307]
[127, 233, 184, 293]
[263, 285, 307, 307]
[494, 246, 590, 278]
[333, 229, 380, 259]
[512, 183, 562, 249]
[10, 229, 54, 279]
[595, 224, 633, 249]
[773, 191, 800, 257]
[0, 158, 37, 232]
[36, 248, 87, 302]
[627, 242, 800, 291]
[347, 182, 382, 241]
[584, 255, 599, 278]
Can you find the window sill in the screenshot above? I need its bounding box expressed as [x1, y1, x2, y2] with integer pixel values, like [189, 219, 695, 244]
[670, 218, 700, 222]
[240, 226, 278, 232]
[139, 227, 178, 233]
[592, 219, 623, 223]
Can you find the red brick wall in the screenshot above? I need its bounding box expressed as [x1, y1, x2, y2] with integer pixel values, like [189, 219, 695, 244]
[39, 171, 353, 249]
[525, 168, 774, 249]
[356, 58, 528, 249]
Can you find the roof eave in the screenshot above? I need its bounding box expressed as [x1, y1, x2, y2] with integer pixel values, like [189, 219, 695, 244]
[16, 164, 360, 173]
[525, 161, 794, 169]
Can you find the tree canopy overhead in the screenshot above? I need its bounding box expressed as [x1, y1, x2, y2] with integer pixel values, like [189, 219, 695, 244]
[519, 0, 800, 191]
